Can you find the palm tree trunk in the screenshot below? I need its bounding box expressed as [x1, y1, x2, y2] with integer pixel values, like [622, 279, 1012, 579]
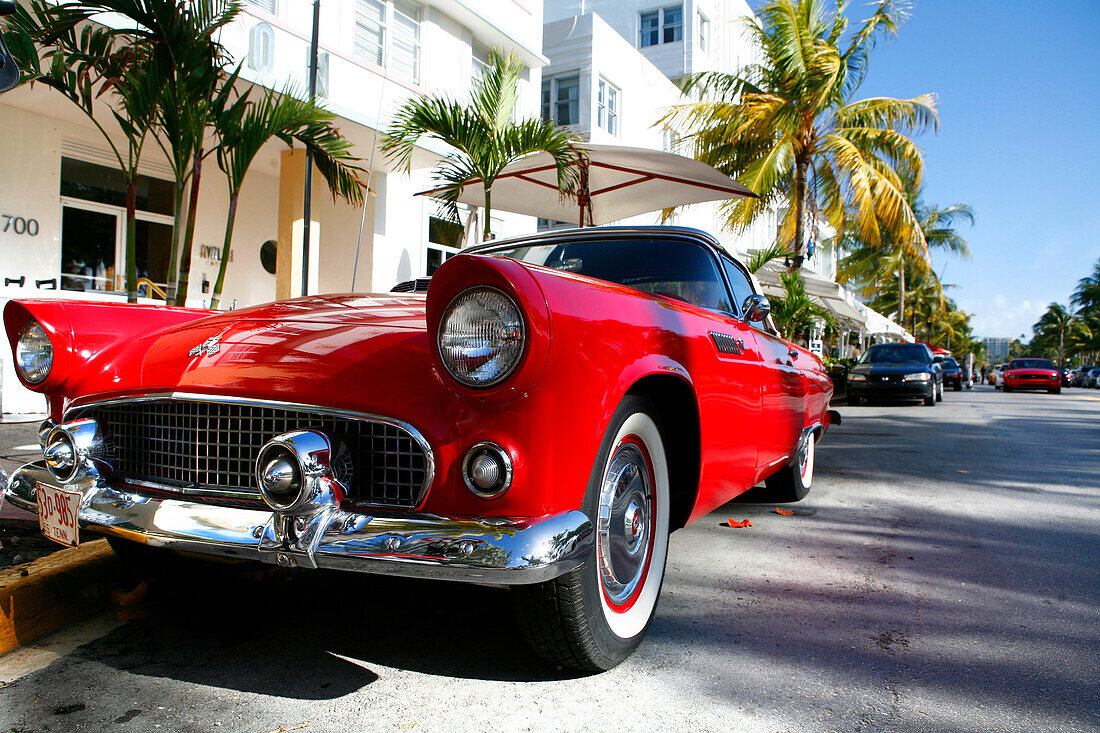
[174, 151, 204, 306]
[165, 181, 186, 302]
[792, 159, 807, 268]
[898, 263, 906, 327]
[210, 191, 238, 310]
[125, 178, 138, 303]
[482, 187, 492, 241]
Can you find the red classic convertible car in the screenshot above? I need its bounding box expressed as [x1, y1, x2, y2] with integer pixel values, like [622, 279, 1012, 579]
[2, 226, 836, 670]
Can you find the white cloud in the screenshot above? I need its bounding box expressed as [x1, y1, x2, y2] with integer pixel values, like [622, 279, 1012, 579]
[957, 293, 1046, 339]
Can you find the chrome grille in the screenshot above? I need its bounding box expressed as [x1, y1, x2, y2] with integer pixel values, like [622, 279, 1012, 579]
[75, 398, 431, 509]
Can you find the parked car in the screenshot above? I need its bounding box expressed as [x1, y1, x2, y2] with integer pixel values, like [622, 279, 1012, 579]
[1, 226, 837, 671]
[1072, 366, 1098, 387]
[1057, 368, 1072, 388]
[992, 363, 1007, 389]
[1003, 358, 1062, 394]
[937, 356, 964, 391]
[1087, 367, 1100, 388]
[847, 342, 943, 406]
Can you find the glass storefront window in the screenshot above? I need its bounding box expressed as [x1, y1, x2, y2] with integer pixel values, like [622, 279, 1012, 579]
[59, 158, 176, 296]
[61, 206, 117, 292]
[60, 158, 174, 216]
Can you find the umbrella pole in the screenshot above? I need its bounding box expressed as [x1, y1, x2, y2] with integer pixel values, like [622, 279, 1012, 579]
[577, 154, 590, 227]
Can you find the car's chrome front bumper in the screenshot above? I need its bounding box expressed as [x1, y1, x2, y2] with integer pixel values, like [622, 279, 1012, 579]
[4, 461, 593, 585]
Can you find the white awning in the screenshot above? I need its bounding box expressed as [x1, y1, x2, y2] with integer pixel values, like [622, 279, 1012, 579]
[755, 263, 913, 340]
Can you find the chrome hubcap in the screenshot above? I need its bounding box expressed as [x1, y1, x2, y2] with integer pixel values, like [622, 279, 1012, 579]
[597, 441, 652, 607]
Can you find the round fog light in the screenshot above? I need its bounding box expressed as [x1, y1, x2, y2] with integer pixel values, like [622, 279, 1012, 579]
[257, 446, 303, 510]
[462, 442, 513, 499]
[44, 429, 77, 482]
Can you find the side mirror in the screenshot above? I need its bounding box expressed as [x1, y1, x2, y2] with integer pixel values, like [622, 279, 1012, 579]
[741, 294, 771, 323]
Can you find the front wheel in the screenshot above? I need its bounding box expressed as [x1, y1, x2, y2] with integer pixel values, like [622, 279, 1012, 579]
[936, 381, 944, 401]
[512, 396, 670, 671]
[1049, 387, 1061, 394]
[1004, 384, 1012, 393]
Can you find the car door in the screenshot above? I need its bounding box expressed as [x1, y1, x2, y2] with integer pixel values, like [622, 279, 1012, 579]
[678, 251, 763, 514]
[719, 257, 805, 476]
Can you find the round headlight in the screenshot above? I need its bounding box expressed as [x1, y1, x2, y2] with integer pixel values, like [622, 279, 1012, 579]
[438, 287, 525, 387]
[16, 320, 54, 385]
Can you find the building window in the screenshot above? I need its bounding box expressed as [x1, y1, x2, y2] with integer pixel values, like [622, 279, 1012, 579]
[662, 127, 681, 153]
[697, 10, 709, 52]
[354, 0, 421, 82]
[472, 43, 490, 85]
[597, 78, 619, 136]
[541, 75, 579, 126]
[427, 216, 463, 275]
[640, 5, 682, 48]
[243, 0, 276, 15]
[59, 158, 175, 296]
[537, 218, 571, 231]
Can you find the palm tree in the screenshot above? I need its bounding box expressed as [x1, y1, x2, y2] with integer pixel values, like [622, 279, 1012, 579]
[1071, 258, 1100, 317]
[209, 86, 366, 308]
[770, 269, 835, 338]
[382, 48, 580, 241]
[6, 0, 162, 302]
[840, 194, 973, 321]
[6, 0, 240, 303]
[662, 0, 937, 268]
[1032, 303, 1086, 368]
[745, 241, 793, 274]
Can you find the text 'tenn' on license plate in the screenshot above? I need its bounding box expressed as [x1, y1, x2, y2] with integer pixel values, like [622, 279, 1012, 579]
[36, 483, 81, 547]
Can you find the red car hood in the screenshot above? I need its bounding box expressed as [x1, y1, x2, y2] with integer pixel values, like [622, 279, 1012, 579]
[64, 294, 438, 415]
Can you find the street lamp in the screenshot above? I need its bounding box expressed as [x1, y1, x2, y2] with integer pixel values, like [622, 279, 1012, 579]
[301, 0, 321, 297]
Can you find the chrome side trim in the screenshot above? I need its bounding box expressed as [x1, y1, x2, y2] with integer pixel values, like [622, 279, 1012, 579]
[64, 391, 437, 507]
[4, 462, 593, 585]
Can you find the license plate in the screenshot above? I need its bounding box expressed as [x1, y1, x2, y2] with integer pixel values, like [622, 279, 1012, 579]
[36, 483, 81, 547]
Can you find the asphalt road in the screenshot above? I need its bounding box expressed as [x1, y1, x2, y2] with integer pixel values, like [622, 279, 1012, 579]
[1, 386, 1098, 732]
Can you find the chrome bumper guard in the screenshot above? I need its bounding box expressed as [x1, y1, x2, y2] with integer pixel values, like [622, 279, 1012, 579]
[4, 461, 593, 585]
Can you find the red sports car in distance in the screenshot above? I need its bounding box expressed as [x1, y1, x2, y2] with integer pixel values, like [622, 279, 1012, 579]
[1003, 358, 1062, 394]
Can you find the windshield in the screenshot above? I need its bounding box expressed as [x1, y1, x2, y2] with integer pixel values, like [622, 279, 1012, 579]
[481, 237, 734, 313]
[941, 358, 959, 369]
[1009, 359, 1054, 370]
[858, 344, 931, 365]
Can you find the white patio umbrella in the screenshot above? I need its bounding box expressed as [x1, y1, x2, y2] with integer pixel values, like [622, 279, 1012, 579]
[416, 143, 757, 227]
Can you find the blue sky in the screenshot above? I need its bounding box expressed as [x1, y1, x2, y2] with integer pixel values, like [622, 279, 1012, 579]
[821, 0, 1100, 338]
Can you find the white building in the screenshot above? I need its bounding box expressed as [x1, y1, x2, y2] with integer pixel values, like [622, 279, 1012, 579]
[538, 5, 777, 257]
[0, 0, 549, 413]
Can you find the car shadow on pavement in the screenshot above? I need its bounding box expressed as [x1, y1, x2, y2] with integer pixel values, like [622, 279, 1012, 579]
[73, 560, 580, 699]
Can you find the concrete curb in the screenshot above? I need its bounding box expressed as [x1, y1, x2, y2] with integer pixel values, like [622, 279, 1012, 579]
[0, 538, 124, 656]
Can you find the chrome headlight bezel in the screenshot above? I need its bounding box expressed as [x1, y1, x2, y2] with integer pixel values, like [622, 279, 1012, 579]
[15, 320, 54, 385]
[437, 286, 526, 388]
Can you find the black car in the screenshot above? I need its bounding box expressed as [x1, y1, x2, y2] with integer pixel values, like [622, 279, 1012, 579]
[937, 356, 964, 391]
[847, 343, 943, 406]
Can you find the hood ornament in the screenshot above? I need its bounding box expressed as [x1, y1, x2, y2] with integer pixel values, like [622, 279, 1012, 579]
[188, 337, 221, 358]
